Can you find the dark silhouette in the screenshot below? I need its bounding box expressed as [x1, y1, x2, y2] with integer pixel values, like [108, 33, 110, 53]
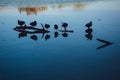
[59, 30, 74, 33]
[85, 21, 92, 28]
[30, 35, 38, 41]
[96, 38, 113, 50]
[14, 20, 74, 41]
[45, 34, 50, 41]
[85, 21, 93, 40]
[13, 26, 50, 34]
[45, 24, 50, 29]
[85, 33, 93, 40]
[18, 20, 25, 26]
[18, 32, 27, 38]
[62, 22, 68, 31]
[54, 24, 58, 30]
[54, 31, 59, 38]
[30, 21, 37, 27]
[85, 28, 93, 33]
[62, 32, 68, 37]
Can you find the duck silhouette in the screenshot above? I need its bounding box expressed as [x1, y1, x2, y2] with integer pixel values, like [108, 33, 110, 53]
[54, 31, 59, 38]
[62, 32, 68, 37]
[45, 34, 50, 41]
[85, 33, 93, 40]
[85, 28, 93, 33]
[62, 22, 68, 31]
[18, 32, 27, 38]
[18, 20, 25, 26]
[30, 35, 38, 41]
[85, 21, 92, 28]
[54, 24, 58, 30]
[45, 24, 50, 29]
[30, 21, 37, 27]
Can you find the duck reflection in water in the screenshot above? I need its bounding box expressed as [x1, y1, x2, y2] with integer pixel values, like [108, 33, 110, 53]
[18, 32, 27, 38]
[14, 20, 74, 41]
[85, 21, 93, 40]
[62, 32, 68, 37]
[54, 31, 59, 38]
[85, 28, 93, 40]
[45, 34, 51, 41]
[30, 35, 38, 41]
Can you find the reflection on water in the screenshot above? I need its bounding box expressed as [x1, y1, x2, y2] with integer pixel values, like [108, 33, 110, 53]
[0, 3, 87, 15]
[85, 21, 93, 40]
[19, 6, 48, 15]
[13, 20, 113, 50]
[13, 20, 74, 41]
[0, 0, 120, 80]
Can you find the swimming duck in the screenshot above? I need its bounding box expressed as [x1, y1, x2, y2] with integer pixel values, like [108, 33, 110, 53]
[30, 21, 37, 27]
[62, 22, 68, 31]
[18, 20, 25, 26]
[85, 21, 92, 28]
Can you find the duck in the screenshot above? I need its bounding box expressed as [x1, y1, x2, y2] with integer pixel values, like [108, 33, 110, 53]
[18, 20, 25, 26]
[54, 24, 58, 30]
[85, 21, 92, 28]
[44, 24, 50, 29]
[30, 21, 37, 27]
[62, 22, 68, 31]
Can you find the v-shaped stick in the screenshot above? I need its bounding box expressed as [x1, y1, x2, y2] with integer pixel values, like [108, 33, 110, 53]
[96, 38, 113, 50]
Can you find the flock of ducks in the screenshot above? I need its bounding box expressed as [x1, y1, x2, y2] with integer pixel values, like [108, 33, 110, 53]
[18, 20, 68, 31]
[85, 21, 93, 40]
[16, 20, 113, 49]
[17, 20, 93, 40]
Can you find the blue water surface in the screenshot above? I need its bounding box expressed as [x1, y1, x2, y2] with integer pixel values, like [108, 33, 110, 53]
[0, 0, 120, 80]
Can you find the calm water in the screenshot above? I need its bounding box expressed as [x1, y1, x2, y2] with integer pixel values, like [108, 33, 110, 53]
[0, 0, 120, 80]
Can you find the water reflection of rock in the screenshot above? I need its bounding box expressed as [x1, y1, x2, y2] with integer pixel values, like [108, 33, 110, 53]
[18, 6, 48, 15]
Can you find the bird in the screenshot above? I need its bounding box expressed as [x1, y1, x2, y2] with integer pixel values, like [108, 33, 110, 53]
[30, 21, 37, 27]
[62, 22, 68, 31]
[18, 20, 25, 26]
[85, 21, 92, 28]
[44, 24, 50, 29]
[54, 24, 58, 30]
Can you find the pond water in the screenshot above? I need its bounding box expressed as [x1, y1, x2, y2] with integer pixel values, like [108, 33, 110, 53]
[0, 0, 120, 80]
